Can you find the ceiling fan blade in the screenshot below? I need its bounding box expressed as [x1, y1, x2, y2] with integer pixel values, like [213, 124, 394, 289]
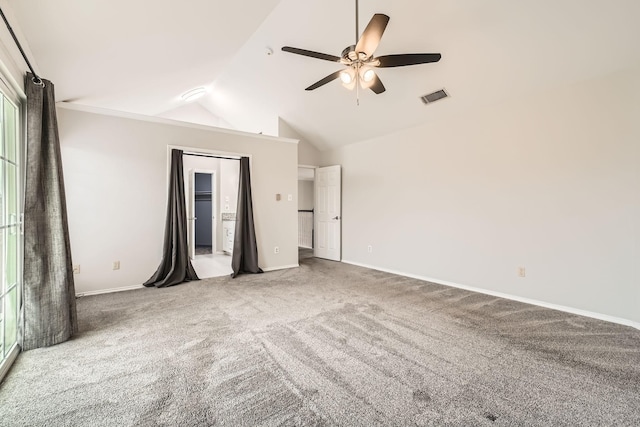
[305, 70, 342, 91]
[376, 53, 442, 68]
[369, 74, 386, 94]
[355, 14, 390, 58]
[282, 46, 341, 62]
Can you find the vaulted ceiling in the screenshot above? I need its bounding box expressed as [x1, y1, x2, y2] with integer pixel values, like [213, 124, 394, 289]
[9, 0, 640, 150]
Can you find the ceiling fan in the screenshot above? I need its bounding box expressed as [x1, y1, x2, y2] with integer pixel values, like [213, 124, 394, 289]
[281, 0, 441, 95]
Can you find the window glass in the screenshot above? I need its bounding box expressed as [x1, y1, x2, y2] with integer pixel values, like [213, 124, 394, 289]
[0, 85, 22, 372]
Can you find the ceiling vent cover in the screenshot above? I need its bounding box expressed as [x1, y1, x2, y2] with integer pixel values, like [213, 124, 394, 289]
[421, 89, 449, 104]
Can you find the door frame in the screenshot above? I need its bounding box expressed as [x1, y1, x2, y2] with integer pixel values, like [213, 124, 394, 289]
[0, 70, 25, 383]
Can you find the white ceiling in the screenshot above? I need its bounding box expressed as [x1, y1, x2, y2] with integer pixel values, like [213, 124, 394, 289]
[10, 0, 640, 150]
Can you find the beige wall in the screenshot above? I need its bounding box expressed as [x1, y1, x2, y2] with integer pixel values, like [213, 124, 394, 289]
[323, 68, 640, 324]
[58, 106, 299, 294]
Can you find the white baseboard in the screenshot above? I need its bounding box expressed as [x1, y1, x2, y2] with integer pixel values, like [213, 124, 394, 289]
[76, 284, 145, 297]
[74, 266, 301, 295]
[262, 264, 299, 272]
[342, 259, 640, 330]
[298, 245, 313, 249]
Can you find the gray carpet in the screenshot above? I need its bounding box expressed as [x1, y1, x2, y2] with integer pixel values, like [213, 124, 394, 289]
[298, 247, 313, 260]
[1, 257, 639, 426]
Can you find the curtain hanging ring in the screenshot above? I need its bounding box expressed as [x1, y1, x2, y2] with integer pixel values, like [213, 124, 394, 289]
[31, 76, 45, 87]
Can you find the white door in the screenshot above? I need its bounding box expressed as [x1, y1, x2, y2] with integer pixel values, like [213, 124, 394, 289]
[314, 165, 341, 261]
[187, 169, 196, 259]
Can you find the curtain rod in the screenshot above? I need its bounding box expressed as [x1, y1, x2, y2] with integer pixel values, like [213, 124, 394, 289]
[183, 152, 240, 161]
[0, 7, 43, 86]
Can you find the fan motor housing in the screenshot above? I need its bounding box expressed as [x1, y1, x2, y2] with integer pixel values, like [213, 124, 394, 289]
[342, 45, 356, 61]
[342, 45, 375, 64]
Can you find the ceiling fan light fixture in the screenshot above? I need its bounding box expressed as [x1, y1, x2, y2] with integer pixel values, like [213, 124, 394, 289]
[361, 68, 375, 83]
[357, 67, 376, 89]
[339, 69, 355, 84]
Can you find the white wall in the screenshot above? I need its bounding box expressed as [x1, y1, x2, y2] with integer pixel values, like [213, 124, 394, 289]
[297, 139, 321, 167]
[158, 103, 232, 129]
[0, 0, 29, 95]
[279, 117, 321, 166]
[323, 68, 640, 325]
[220, 159, 239, 214]
[298, 180, 314, 211]
[58, 106, 298, 294]
[220, 159, 240, 250]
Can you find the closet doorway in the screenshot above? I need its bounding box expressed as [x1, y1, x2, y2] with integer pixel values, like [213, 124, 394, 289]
[190, 170, 216, 256]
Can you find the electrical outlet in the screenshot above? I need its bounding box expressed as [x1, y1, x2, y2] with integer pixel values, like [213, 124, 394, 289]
[367, 245, 372, 253]
[274, 246, 280, 254]
[73, 265, 80, 274]
[518, 267, 526, 277]
[113, 261, 120, 270]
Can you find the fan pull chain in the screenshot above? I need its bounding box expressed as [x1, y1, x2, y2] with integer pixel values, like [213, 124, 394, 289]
[356, 65, 360, 106]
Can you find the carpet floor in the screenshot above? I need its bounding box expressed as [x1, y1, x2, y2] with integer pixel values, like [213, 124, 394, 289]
[1, 257, 639, 426]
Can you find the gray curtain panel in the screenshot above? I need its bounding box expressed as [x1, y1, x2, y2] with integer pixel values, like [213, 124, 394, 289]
[144, 149, 199, 288]
[231, 157, 263, 278]
[21, 73, 77, 351]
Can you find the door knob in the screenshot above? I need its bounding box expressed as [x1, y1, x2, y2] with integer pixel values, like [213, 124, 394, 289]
[333, 216, 341, 220]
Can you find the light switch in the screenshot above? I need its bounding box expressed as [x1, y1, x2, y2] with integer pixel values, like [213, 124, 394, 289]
[287, 194, 293, 201]
[276, 194, 281, 201]
[225, 196, 229, 202]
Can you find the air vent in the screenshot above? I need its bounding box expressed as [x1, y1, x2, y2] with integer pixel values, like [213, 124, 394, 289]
[421, 89, 449, 105]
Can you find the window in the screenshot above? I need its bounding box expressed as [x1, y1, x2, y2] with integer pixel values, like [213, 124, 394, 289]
[0, 78, 22, 381]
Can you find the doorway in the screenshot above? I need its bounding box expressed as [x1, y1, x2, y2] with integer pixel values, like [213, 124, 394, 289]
[182, 152, 240, 278]
[298, 166, 316, 261]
